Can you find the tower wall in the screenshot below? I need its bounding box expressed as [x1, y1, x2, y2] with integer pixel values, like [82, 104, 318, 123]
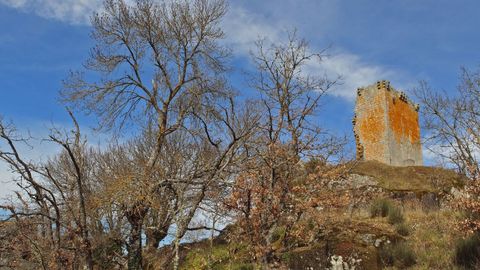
[353, 80, 423, 166]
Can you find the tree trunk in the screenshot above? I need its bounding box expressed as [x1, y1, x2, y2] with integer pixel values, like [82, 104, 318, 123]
[127, 220, 143, 270]
[173, 228, 181, 270]
[145, 227, 168, 251]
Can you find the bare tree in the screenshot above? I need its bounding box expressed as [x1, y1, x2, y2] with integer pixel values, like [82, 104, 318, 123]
[89, 96, 257, 269]
[250, 31, 339, 158]
[414, 68, 480, 233]
[46, 111, 94, 270]
[61, 0, 237, 268]
[1, 2, 353, 269]
[0, 113, 97, 270]
[414, 68, 480, 179]
[224, 32, 345, 265]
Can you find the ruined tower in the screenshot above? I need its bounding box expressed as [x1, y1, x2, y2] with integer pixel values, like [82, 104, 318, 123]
[353, 80, 423, 166]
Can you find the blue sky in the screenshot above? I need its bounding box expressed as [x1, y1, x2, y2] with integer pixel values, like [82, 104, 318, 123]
[1, 0, 480, 196]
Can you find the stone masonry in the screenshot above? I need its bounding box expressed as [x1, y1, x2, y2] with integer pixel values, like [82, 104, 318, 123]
[353, 80, 423, 166]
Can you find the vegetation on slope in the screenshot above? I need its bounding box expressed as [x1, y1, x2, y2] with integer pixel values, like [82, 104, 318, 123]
[351, 160, 465, 193]
[178, 162, 469, 270]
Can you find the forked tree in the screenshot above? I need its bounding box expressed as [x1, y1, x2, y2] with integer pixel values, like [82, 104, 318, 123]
[61, 0, 256, 269]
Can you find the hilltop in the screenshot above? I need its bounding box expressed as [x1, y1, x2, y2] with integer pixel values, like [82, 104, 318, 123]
[149, 161, 467, 270]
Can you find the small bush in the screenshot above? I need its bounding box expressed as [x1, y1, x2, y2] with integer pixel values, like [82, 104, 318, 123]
[370, 198, 393, 218]
[395, 223, 410, 236]
[380, 242, 416, 268]
[304, 158, 325, 174]
[269, 226, 286, 243]
[232, 263, 255, 270]
[393, 242, 417, 268]
[454, 234, 480, 269]
[388, 206, 405, 224]
[379, 246, 395, 266]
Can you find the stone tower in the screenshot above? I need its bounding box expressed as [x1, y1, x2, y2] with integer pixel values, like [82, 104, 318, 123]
[353, 80, 423, 166]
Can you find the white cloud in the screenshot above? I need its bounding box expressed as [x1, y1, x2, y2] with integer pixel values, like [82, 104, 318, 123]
[0, 0, 409, 101]
[0, 0, 102, 25]
[422, 141, 480, 169]
[313, 52, 398, 100]
[222, 5, 282, 56]
[223, 4, 404, 101]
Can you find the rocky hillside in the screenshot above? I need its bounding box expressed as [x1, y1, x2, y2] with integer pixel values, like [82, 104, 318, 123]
[171, 161, 467, 270]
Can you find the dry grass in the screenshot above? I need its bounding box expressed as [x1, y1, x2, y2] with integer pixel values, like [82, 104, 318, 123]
[177, 161, 467, 269]
[359, 198, 464, 269]
[351, 160, 465, 192]
[404, 203, 463, 270]
[178, 202, 465, 270]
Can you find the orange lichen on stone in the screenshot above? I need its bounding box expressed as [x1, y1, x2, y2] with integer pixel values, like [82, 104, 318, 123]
[356, 91, 387, 160]
[386, 92, 421, 144]
[353, 81, 423, 166]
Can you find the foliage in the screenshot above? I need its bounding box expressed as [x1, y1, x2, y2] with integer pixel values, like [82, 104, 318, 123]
[231, 264, 255, 270]
[393, 242, 417, 268]
[369, 198, 405, 225]
[181, 244, 230, 270]
[380, 242, 416, 268]
[370, 198, 393, 218]
[415, 68, 480, 235]
[395, 223, 410, 237]
[223, 30, 344, 266]
[225, 149, 351, 264]
[179, 242, 254, 270]
[388, 206, 405, 225]
[457, 180, 480, 234]
[405, 206, 460, 270]
[225, 144, 301, 261]
[0, 1, 258, 269]
[92, 234, 124, 269]
[454, 233, 480, 269]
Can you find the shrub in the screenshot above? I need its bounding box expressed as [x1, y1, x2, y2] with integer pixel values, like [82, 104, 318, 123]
[379, 245, 394, 266]
[388, 206, 405, 224]
[304, 158, 325, 174]
[232, 263, 255, 270]
[370, 198, 393, 218]
[369, 199, 405, 225]
[269, 226, 286, 243]
[393, 242, 417, 268]
[395, 223, 410, 236]
[92, 235, 123, 269]
[380, 242, 416, 268]
[454, 234, 480, 269]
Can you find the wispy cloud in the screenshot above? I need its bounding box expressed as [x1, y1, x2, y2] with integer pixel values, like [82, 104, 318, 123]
[422, 140, 480, 168]
[316, 52, 398, 100]
[222, 5, 282, 55]
[0, 0, 101, 25]
[0, 0, 409, 101]
[224, 3, 404, 101]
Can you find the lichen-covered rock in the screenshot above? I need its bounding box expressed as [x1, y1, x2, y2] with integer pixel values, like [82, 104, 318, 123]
[282, 245, 327, 270]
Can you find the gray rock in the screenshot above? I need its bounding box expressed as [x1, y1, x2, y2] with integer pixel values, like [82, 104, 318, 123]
[359, 233, 375, 245]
